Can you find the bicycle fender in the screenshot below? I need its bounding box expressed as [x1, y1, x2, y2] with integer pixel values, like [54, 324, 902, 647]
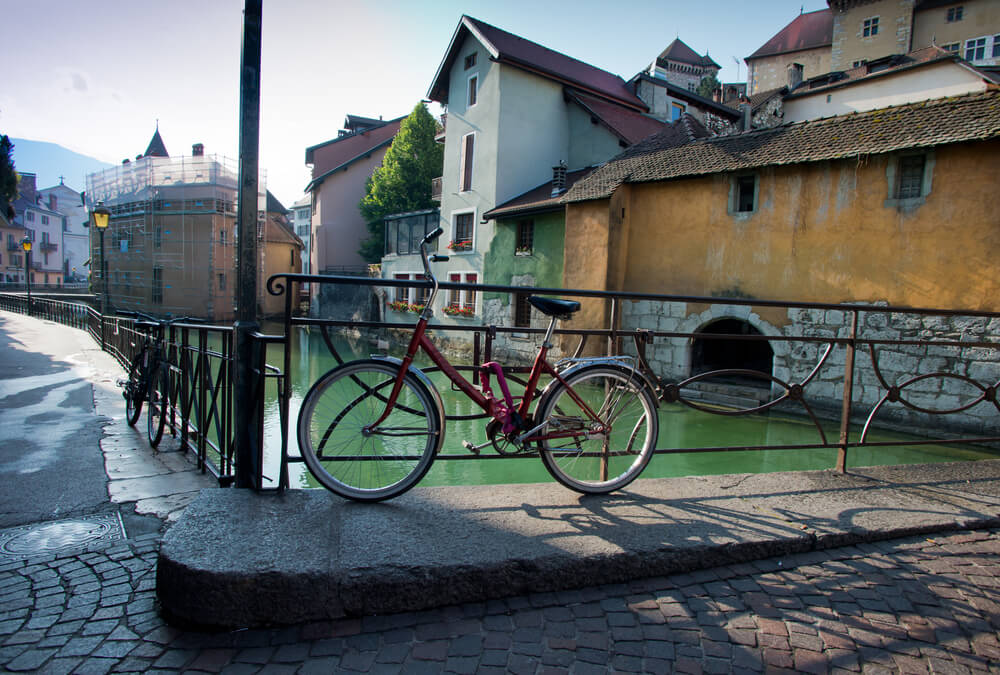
[538, 360, 660, 409]
[370, 356, 448, 454]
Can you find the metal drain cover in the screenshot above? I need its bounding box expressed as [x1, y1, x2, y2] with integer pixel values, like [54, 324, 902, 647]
[0, 513, 126, 560]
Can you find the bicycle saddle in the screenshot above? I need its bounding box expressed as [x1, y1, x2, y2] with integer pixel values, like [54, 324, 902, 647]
[528, 296, 581, 319]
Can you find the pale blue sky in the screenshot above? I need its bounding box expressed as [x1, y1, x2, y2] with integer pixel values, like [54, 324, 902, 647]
[1, 0, 827, 206]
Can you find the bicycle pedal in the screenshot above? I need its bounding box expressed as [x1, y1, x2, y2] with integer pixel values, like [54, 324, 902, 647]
[461, 440, 483, 455]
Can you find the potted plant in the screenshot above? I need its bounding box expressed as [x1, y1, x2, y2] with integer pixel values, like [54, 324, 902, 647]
[448, 239, 472, 251]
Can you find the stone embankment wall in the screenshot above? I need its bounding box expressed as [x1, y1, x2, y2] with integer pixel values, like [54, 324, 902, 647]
[622, 299, 1000, 437]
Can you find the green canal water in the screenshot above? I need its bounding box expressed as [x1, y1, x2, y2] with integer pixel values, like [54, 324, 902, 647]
[260, 324, 999, 490]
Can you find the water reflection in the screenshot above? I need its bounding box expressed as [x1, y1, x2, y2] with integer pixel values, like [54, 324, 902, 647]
[261, 324, 999, 490]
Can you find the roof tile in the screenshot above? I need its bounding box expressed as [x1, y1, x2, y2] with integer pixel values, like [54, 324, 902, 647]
[564, 90, 1000, 203]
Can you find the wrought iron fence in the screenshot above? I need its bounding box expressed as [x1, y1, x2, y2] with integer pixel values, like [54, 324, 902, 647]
[5, 270, 1000, 493]
[268, 273, 1000, 488]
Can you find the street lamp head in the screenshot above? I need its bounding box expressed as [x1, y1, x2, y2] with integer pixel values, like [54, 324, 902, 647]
[20, 237, 31, 253]
[92, 202, 111, 230]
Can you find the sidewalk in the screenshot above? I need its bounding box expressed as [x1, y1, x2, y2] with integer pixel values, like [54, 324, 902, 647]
[1, 310, 999, 673]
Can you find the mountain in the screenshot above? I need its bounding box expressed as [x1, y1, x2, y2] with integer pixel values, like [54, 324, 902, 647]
[9, 138, 114, 194]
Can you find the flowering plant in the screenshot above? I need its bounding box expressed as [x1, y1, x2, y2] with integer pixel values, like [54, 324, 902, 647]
[448, 239, 472, 251]
[515, 246, 532, 255]
[388, 300, 410, 312]
[442, 305, 475, 317]
[409, 304, 426, 314]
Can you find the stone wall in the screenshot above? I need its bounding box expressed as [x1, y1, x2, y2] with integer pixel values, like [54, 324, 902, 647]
[621, 299, 1000, 437]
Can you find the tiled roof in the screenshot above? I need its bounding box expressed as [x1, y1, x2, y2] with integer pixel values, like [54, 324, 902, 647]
[749, 86, 786, 113]
[565, 91, 666, 145]
[483, 168, 595, 220]
[657, 39, 720, 70]
[144, 128, 169, 158]
[630, 73, 743, 120]
[304, 118, 403, 191]
[564, 90, 1000, 203]
[748, 9, 832, 60]
[787, 47, 978, 98]
[428, 16, 646, 111]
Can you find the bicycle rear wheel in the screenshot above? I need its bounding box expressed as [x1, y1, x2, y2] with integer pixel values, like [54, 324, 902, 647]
[147, 364, 169, 448]
[297, 360, 442, 501]
[124, 353, 145, 427]
[536, 365, 658, 494]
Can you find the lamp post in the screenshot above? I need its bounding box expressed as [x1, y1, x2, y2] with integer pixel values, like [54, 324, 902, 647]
[91, 202, 111, 346]
[19, 237, 31, 315]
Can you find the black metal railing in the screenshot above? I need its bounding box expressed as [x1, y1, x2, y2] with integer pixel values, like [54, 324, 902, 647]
[5, 269, 1000, 494]
[268, 272, 1000, 488]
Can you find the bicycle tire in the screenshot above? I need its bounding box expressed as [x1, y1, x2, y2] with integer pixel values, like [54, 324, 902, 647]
[147, 363, 169, 448]
[124, 353, 145, 426]
[535, 365, 658, 494]
[297, 360, 442, 502]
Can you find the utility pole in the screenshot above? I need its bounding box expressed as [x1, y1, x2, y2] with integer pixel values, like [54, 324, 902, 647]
[234, 0, 262, 489]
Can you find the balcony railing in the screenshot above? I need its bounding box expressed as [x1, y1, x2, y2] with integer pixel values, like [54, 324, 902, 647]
[431, 176, 442, 202]
[39, 241, 58, 252]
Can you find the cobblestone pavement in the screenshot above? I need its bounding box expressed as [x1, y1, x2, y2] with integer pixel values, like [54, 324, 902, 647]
[0, 528, 997, 674]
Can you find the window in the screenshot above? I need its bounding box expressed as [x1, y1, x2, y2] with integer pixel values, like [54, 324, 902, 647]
[732, 174, 757, 213]
[896, 155, 926, 199]
[218, 273, 226, 290]
[41, 215, 49, 225]
[467, 75, 478, 107]
[384, 211, 436, 255]
[863, 16, 879, 37]
[516, 220, 534, 254]
[220, 229, 227, 245]
[393, 273, 409, 303]
[464, 52, 477, 70]
[965, 36, 986, 61]
[460, 133, 475, 191]
[942, 42, 960, 53]
[414, 274, 431, 306]
[671, 102, 686, 121]
[26, 211, 34, 222]
[514, 293, 532, 328]
[947, 6, 963, 22]
[152, 267, 163, 304]
[446, 272, 478, 315]
[454, 212, 474, 249]
[154, 226, 162, 249]
[995, 35, 1000, 57]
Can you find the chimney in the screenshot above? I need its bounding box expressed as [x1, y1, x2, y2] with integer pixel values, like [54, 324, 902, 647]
[739, 103, 752, 132]
[18, 173, 37, 203]
[551, 161, 568, 197]
[122, 158, 130, 164]
[192, 143, 204, 157]
[787, 62, 804, 91]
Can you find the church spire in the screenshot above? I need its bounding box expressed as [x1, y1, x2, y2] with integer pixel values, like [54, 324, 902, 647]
[143, 124, 169, 158]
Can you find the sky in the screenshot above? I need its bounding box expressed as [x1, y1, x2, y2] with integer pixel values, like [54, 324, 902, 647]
[0, 0, 829, 208]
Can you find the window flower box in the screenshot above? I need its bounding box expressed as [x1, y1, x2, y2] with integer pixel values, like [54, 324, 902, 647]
[442, 305, 475, 318]
[515, 246, 533, 256]
[388, 300, 410, 312]
[448, 240, 472, 252]
[409, 304, 426, 314]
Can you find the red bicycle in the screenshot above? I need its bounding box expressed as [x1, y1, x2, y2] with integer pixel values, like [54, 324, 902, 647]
[296, 228, 659, 501]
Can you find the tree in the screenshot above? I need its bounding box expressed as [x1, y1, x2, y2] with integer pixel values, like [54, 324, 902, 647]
[358, 102, 444, 263]
[696, 74, 722, 100]
[0, 135, 18, 220]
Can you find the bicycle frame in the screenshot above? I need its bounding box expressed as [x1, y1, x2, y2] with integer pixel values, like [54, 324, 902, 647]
[364, 231, 610, 446]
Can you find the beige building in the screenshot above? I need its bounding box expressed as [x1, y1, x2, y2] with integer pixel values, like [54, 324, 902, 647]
[830, 0, 1000, 70]
[747, 9, 834, 94]
[86, 130, 300, 322]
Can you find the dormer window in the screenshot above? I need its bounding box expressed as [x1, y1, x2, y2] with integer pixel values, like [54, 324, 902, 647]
[464, 52, 477, 70]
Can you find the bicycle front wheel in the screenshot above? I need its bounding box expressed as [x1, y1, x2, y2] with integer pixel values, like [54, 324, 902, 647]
[124, 353, 145, 426]
[536, 365, 659, 494]
[147, 364, 169, 448]
[297, 360, 442, 502]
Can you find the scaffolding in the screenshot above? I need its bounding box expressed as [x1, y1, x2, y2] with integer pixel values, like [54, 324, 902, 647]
[86, 155, 268, 321]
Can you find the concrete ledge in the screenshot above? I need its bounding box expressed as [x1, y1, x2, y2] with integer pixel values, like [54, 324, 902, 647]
[157, 460, 1000, 628]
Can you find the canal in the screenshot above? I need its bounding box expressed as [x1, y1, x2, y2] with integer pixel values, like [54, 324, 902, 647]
[259, 324, 999, 490]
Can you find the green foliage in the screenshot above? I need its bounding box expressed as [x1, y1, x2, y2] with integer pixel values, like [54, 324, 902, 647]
[0, 135, 18, 218]
[696, 74, 722, 100]
[358, 103, 444, 263]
